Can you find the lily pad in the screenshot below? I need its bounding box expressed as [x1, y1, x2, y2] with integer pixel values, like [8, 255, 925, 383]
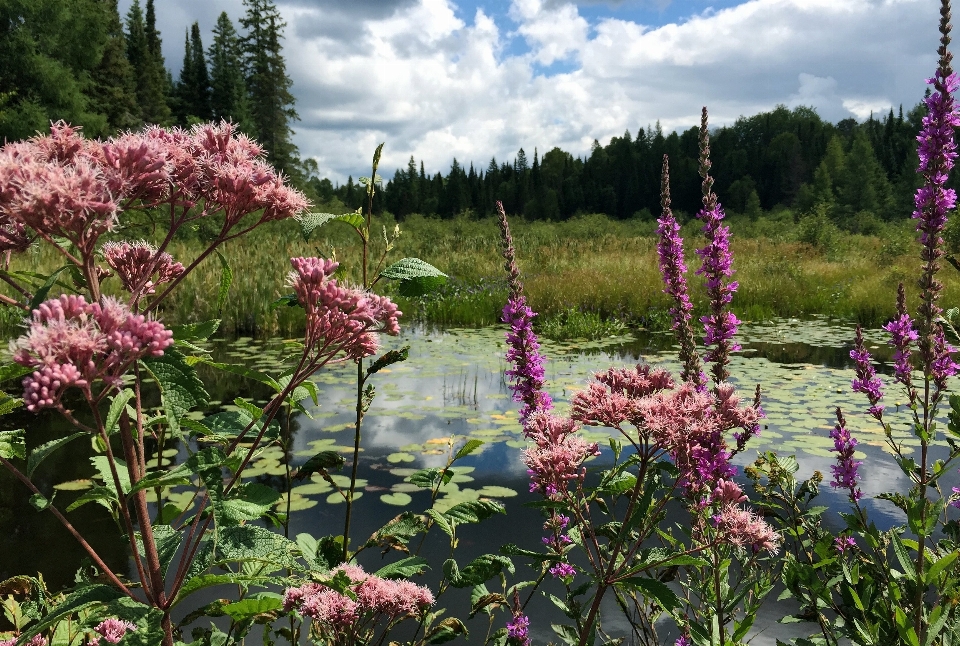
[380, 492, 412, 506]
[387, 452, 415, 463]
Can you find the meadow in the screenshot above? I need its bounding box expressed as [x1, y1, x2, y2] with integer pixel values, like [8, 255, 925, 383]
[4, 208, 952, 339]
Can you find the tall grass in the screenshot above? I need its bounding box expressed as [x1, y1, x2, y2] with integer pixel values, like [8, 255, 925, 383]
[2, 212, 953, 337]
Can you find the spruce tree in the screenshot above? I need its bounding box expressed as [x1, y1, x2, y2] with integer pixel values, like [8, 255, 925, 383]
[88, 0, 140, 132]
[240, 0, 300, 174]
[175, 23, 211, 123]
[208, 12, 250, 127]
[125, 0, 170, 124]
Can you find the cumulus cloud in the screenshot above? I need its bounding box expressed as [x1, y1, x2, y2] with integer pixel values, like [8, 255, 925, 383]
[121, 0, 941, 182]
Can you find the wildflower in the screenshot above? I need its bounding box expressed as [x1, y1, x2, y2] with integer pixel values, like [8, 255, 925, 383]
[850, 326, 884, 420]
[12, 295, 173, 411]
[883, 283, 918, 391]
[522, 411, 599, 499]
[712, 479, 748, 505]
[101, 240, 184, 297]
[834, 536, 856, 553]
[91, 619, 137, 644]
[503, 296, 553, 424]
[656, 155, 706, 389]
[288, 257, 401, 361]
[931, 324, 959, 391]
[829, 408, 862, 503]
[549, 562, 576, 578]
[675, 636, 692, 646]
[571, 364, 673, 429]
[506, 612, 531, 646]
[695, 108, 741, 384]
[712, 503, 780, 554]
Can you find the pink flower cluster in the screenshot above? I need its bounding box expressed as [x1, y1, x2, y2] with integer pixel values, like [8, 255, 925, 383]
[712, 504, 780, 554]
[522, 411, 600, 499]
[288, 257, 401, 361]
[0, 635, 46, 646]
[12, 295, 173, 411]
[0, 121, 309, 258]
[283, 564, 434, 636]
[89, 619, 137, 645]
[101, 240, 184, 296]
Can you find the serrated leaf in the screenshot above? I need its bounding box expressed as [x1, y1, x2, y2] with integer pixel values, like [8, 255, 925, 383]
[380, 258, 447, 297]
[91, 455, 131, 494]
[27, 432, 84, 477]
[171, 320, 221, 341]
[172, 574, 274, 607]
[0, 363, 32, 384]
[0, 392, 23, 417]
[0, 429, 25, 460]
[454, 439, 483, 461]
[16, 585, 123, 643]
[29, 492, 50, 511]
[135, 525, 183, 579]
[366, 346, 409, 377]
[142, 348, 209, 440]
[104, 389, 135, 436]
[426, 617, 467, 644]
[65, 485, 118, 513]
[446, 554, 513, 588]
[409, 467, 452, 489]
[209, 524, 300, 570]
[221, 597, 281, 622]
[297, 212, 364, 236]
[374, 556, 429, 580]
[425, 509, 453, 538]
[216, 483, 281, 526]
[614, 576, 681, 611]
[443, 499, 505, 525]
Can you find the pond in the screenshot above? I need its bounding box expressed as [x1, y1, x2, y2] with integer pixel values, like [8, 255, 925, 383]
[1, 317, 956, 645]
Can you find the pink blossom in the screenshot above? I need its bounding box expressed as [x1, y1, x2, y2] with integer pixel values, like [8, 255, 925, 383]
[289, 257, 401, 361]
[712, 504, 780, 554]
[522, 411, 600, 499]
[93, 619, 137, 644]
[12, 295, 173, 410]
[102, 241, 184, 296]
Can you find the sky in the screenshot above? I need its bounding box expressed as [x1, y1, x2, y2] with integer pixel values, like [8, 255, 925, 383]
[119, 0, 945, 183]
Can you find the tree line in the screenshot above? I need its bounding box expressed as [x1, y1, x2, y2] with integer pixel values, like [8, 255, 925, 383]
[0, 0, 301, 178]
[314, 102, 937, 230]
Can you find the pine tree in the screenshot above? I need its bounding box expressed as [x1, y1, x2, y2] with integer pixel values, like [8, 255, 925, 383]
[208, 12, 250, 126]
[125, 0, 170, 124]
[175, 22, 211, 123]
[88, 0, 140, 132]
[240, 0, 299, 174]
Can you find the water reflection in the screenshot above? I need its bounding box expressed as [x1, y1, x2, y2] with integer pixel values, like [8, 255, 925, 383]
[1, 317, 957, 645]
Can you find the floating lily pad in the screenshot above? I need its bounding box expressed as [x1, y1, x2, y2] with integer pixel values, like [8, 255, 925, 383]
[380, 492, 412, 506]
[54, 479, 93, 491]
[326, 491, 361, 504]
[391, 482, 422, 493]
[477, 486, 518, 498]
[291, 482, 333, 495]
[387, 452, 415, 464]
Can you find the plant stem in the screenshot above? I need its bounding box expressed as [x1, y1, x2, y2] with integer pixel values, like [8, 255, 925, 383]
[343, 360, 364, 561]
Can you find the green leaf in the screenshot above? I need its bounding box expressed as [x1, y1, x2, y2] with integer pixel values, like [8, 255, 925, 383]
[454, 439, 484, 461]
[0, 363, 32, 384]
[171, 320, 221, 341]
[27, 432, 85, 477]
[374, 556, 429, 580]
[891, 532, 917, 580]
[0, 392, 23, 418]
[445, 554, 513, 588]
[214, 250, 232, 316]
[293, 451, 344, 481]
[409, 467, 452, 489]
[142, 348, 209, 440]
[16, 585, 123, 643]
[29, 492, 50, 511]
[426, 617, 468, 644]
[172, 574, 275, 607]
[209, 525, 299, 570]
[135, 525, 183, 579]
[0, 429, 25, 460]
[201, 360, 281, 391]
[614, 576, 681, 611]
[297, 211, 365, 236]
[216, 483, 282, 526]
[926, 551, 958, 584]
[425, 509, 453, 538]
[65, 485, 118, 513]
[29, 265, 71, 310]
[368, 511, 428, 547]
[91, 455, 131, 494]
[269, 293, 300, 310]
[221, 597, 281, 622]
[380, 258, 448, 297]
[104, 389, 135, 436]
[443, 499, 505, 525]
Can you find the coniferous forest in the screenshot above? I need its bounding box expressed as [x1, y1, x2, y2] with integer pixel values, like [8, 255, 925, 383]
[0, 0, 944, 230]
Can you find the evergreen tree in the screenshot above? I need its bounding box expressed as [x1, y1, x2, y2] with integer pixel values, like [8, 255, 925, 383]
[88, 0, 140, 132]
[208, 12, 250, 126]
[125, 0, 170, 124]
[240, 0, 299, 173]
[175, 22, 211, 123]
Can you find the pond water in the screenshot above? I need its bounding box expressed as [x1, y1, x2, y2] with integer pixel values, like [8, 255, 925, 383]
[1, 317, 957, 644]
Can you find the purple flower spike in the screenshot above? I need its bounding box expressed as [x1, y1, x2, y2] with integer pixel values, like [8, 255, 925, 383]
[835, 535, 856, 553]
[549, 562, 576, 578]
[883, 283, 918, 392]
[829, 407, 862, 503]
[506, 613, 531, 646]
[503, 296, 553, 425]
[850, 325, 884, 420]
[656, 155, 706, 390]
[695, 108, 741, 385]
[931, 324, 959, 391]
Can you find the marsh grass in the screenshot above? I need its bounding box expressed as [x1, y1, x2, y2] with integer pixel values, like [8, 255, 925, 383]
[2, 212, 953, 338]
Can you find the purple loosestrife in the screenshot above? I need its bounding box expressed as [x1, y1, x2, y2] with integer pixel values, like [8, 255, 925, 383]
[829, 408, 863, 503]
[497, 201, 553, 424]
[883, 283, 918, 398]
[695, 108, 741, 385]
[850, 325, 884, 420]
[506, 612, 532, 646]
[914, 5, 960, 385]
[656, 155, 706, 390]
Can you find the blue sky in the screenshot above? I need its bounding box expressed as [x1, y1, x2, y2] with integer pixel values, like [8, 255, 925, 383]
[121, 0, 944, 182]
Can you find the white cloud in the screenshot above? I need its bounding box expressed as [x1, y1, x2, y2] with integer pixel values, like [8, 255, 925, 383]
[122, 0, 943, 182]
